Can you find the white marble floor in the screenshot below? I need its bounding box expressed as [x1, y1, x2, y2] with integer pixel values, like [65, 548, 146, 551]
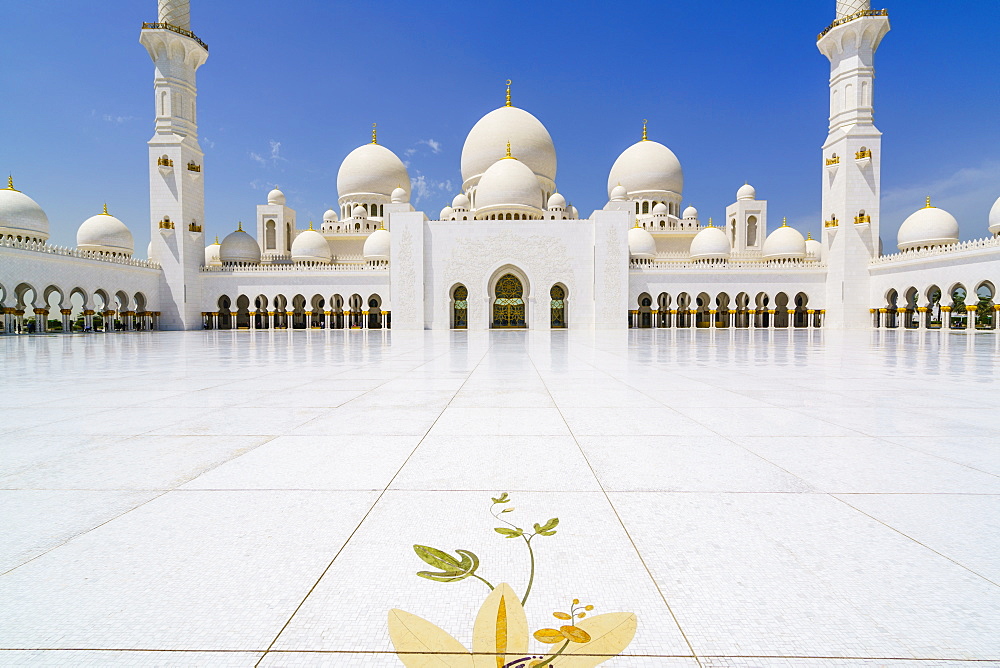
[0, 329, 998, 667]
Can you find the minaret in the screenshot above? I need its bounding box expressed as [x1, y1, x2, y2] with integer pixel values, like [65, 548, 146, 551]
[140, 0, 209, 330]
[817, 0, 889, 329]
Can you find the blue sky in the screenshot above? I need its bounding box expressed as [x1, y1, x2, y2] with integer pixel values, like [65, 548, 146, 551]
[2, 0, 998, 252]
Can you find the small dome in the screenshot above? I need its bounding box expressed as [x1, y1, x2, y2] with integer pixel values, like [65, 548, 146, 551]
[439, 205, 454, 221]
[607, 140, 683, 198]
[628, 225, 656, 259]
[609, 184, 628, 202]
[219, 226, 261, 264]
[689, 225, 731, 260]
[762, 222, 806, 260]
[77, 207, 133, 256]
[567, 205, 579, 219]
[323, 208, 338, 222]
[352, 205, 368, 219]
[391, 186, 408, 203]
[204, 238, 221, 266]
[476, 157, 543, 211]
[897, 201, 959, 251]
[452, 193, 471, 210]
[652, 202, 668, 216]
[267, 188, 286, 205]
[988, 195, 1000, 235]
[291, 228, 332, 264]
[683, 205, 698, 220]
[737, 183, 756, 201]
[363, 228, 390, 260]
[547, 192, 566, 210]
[337, 143, 410, 200]
[0, 184, 50, 241]
[805, 235, 823, 260]
[462, 106, 556, 186]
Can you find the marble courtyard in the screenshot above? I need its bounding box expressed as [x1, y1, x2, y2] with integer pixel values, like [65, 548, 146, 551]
[0, 330, 998, 667]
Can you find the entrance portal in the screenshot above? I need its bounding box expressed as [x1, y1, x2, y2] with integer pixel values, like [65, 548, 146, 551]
[492, 273, 526, 328]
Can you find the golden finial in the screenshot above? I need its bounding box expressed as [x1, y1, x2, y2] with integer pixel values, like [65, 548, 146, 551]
[782, 217, 788, 227]
[807, 232, 813, 240]
[707, 217, 714, 227]
[642, 119, 648, 141]
[308, 221, 314, 231]
[103, 203, 109, 215]
[925, 196, 932, 208]
[214, 235, 219, 244]
[372, 123, 377, 145]
[504, 140, 513, 159]
[634, 218, 640, 228]
[237, 221, 243, 231]
[6, 175, 14, 191]
[505, 79, 512, 107]
[379, 220, 385, 230]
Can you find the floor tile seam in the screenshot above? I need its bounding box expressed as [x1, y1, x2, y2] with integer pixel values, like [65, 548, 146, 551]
[525, 351, 704, 668]
[0, 488, 173, 579]
[830, 493, 1000, 588]
[253, 342, 492, 667]
[869, 438, 1000, 481]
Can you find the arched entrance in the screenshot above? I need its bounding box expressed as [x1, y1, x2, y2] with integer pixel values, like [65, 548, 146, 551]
[452, 285, 468, 329]
[492, 273, 526, 328]
[550, 284, 567, 329]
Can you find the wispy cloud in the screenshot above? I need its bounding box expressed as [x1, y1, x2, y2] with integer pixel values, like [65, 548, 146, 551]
[417, 138, 443, 154]
[411, 172, 454, 204]
[91, 109, 135, 125]
[250, 140, 287, 167]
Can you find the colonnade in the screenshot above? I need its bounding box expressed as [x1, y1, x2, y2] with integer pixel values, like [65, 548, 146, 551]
[1, 307, 159, 334]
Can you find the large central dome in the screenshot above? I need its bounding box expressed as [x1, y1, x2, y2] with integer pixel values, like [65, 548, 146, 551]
[608, 140, 683, 198]
[461, 106, 556, 187]
[337, 143, 410, 200]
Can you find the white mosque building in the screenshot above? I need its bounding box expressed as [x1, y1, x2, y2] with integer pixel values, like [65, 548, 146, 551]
[1, 0, 999, 334]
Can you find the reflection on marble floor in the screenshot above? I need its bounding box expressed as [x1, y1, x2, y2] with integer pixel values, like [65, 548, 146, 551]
[0, 329, 998, 667]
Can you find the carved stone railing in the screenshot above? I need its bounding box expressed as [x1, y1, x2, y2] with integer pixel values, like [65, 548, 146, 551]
[201, 260, 388, 273]
[631, 258, 825, 271]
[141, 22, 208, 51]
[871, 235, 1000, 265]
[817, 9, 888, 40]
[0, 238, 160, 268]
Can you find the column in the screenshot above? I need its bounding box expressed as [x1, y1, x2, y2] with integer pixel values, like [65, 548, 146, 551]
[767, 309, 776, 330]
[788, 309, 796, 329]
[689, 309, 697, 329]
[266, 310, 275, 329]
[34, 308, 48, 333]
[941, 306, 952, 330]
[709, 309, 717, 328]
[916, 307, 927, 330]
[323, 310, 331, 329]
[967, 304, 978, 333]
[286, 311, 294, 330]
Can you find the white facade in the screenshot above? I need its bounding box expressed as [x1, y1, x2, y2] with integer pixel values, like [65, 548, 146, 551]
[1, 0, 998, 335]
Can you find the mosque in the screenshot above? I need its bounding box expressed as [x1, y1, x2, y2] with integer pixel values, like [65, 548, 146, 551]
[1, 0, 998, 334]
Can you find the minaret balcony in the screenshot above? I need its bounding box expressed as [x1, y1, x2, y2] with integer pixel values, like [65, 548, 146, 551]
[141, 22, 209, 51]
[817, 8, 889, 41]
[855, 149, 872, 168]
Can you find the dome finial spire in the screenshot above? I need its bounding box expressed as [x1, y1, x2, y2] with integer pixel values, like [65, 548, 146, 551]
[6, 175, 14, 191]
[505, 79, 512, 107]
[371, 122, 377, 145]
[642, 119, 648, 141]
[103, 203, 109, 215]
[782, 217, 788, 227]
[925, 196, 932, 208]
[707, 217, 714, 228]
[503, 140, 515, 160]
[237, 221, 243, 232]
[308, 221, 314, 231]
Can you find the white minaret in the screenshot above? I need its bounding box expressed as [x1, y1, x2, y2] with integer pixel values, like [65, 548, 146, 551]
[141, 0, 209, 330]
[817, 0, 889, 329]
